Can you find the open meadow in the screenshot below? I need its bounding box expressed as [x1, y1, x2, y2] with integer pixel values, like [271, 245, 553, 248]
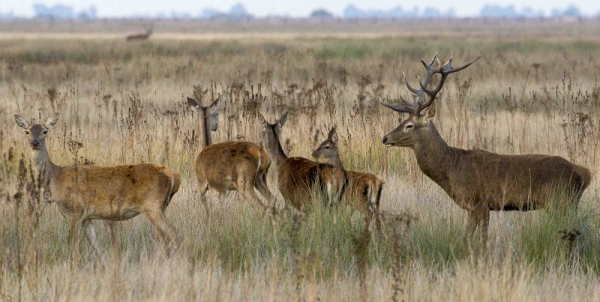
[0, 18, 600, 301]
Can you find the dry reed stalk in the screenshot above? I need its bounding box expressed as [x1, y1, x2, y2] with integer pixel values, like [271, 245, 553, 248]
[352, 222, 371, 301]
[381, 213, 415, 302]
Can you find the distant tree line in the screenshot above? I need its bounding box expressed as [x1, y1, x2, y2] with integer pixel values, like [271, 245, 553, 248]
[0, 3, 596, 20]
[31, 3, 97, 19]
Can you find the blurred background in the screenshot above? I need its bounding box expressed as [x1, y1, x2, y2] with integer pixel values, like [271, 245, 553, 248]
[1, 1, 599, 302]
[1, 0, 598, 20]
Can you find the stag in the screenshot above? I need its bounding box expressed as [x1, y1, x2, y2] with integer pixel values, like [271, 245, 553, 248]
[126, 27, 153, 41]
[312, 127, 384, 230]
[258, 112, 347, 212]
[14, 113, 180, 251]
[187, 97, 275, 216]
[380, 54, 591, 243]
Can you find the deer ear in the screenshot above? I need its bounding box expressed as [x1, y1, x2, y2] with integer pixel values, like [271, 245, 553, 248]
[45, 113, 59, 128]
[209, 97, 221, 112]
[278, 112, 288, 128]
[256, 112, 266, 125]
[186, 97, 200, 110]
[424, 102, 436, 120]
[329, 127, 338, 144]
[14, 114, 30, 129]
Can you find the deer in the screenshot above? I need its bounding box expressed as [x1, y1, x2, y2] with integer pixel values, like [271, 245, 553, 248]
[186, 97, 275, 216]
[257, 112, 348, 212]
[14, 113, 180, 252]
[312, 127, 385, 231]
[126, 26, 153, 41]
[379, 53, 591, 244]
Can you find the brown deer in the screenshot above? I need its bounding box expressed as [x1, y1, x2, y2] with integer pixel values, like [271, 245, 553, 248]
[126, 26, 153, 41]
[14, 113, 180, 251]
[312, 127, 384, 230]
[186, 97, 275, 216]
[258, 112, 347, 212]
[379, 54, 591, 244]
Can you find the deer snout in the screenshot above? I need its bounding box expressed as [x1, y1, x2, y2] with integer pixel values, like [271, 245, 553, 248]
[31, 139, 41, 149]
[382, 135, 395, 147]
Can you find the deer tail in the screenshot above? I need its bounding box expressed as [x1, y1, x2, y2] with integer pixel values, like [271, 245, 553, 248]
[164, 170, 180, 209]
[578, 166, 592, 191]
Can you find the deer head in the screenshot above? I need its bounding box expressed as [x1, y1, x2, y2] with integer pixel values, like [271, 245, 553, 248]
[15, 113, 59, 151]
[187, 96, 220, 131]
[257, 112, 288, 148]
[311, 127, 339, 161]
[380, 53, 479, 148]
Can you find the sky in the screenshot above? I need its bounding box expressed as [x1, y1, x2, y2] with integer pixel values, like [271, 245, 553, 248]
[2, 0, 599, 17]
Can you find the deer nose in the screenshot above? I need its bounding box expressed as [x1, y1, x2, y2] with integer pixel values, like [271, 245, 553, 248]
[382, 136, 388, 144]
[31, 139, 40, 147]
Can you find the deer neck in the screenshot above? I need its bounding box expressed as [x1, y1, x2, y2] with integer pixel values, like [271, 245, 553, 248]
[264, 127, 288, 166]
[412, 122, 456, 186]
[326, 153, 345, 169]
[201, 112, 212, 147]
[32, 144, 59, 182]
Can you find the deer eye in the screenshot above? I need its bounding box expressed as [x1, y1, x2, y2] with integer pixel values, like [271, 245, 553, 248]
[324, 146, 330, 149]
[43, 130, 48, 134]
[405, 124, 414, 131]
[25, 130, 30, 135]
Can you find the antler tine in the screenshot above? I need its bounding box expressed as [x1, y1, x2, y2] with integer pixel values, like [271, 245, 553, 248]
[390, 54, 479, 116]
[440, 52, 455, 69]
[378, 97, 414, 114]
[414, 57, 441, 112]
[418, 53, 442, 91]
[397, 53, 441, 115]
[442, 55, 481, 74]
[422, 55, 480, 97]
[404, 72, 421, 95]
[421, 52, 438, 69]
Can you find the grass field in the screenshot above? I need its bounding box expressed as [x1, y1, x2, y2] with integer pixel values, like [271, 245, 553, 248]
[0, 19, 599, 301]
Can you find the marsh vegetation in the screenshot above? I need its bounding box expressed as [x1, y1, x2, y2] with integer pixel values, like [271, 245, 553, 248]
[1, 19, 599, 301]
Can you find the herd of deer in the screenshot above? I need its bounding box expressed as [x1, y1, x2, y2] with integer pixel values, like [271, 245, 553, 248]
[13, 54, 591, 253]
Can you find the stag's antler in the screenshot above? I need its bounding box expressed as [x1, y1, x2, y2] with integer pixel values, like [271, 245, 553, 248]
[380, 53, 480, 116]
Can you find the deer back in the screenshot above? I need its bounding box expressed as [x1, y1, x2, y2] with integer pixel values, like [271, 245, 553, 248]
[277, 157, 347, 210]
[51, 163, 179, 220]
[442, 150, 591, 211]
[196, 141, 271, 191]
[343, 171, 384, 214]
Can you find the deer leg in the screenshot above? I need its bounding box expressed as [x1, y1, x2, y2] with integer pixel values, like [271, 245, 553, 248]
[325, 181, 334, 207]
[146, 210, 177, 249]
[255, 173, 276, 206]
[237, 177, 269, 213]
[83, 220, 99, 254]
[67, 217, 76, 246]
[363, 209, 372, 229]
[467, 208, 489, 245]
[218, 191, 227, 204]
[370, 203, 383, 235]
[199, 184, 210, 217]
[67, 216, 83, 251]
[466, 210, 480, 238]
[108, 221, 121, 259]
[196, 170, 210, 217]
[479, 209, 490, 245]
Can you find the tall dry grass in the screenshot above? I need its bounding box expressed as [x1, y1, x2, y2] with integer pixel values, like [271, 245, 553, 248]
[0, 20, 599, 301]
